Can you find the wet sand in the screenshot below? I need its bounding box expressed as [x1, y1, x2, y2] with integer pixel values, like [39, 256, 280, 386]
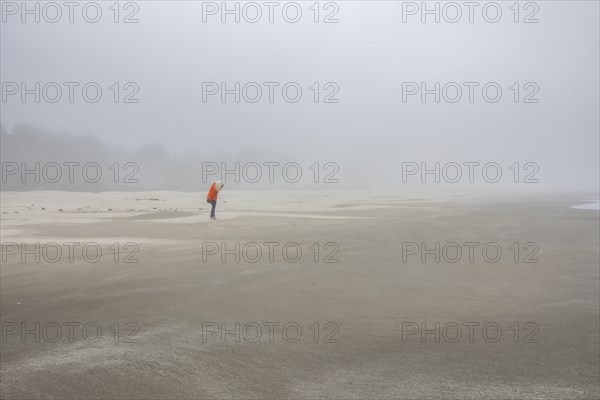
[1, 191, 599, 399]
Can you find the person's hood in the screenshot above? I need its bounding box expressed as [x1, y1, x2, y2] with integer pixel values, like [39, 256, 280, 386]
[214, 181, 224, 191]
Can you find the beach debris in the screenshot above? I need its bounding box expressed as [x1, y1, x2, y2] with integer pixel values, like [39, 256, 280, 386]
[58, 209, 64, 212]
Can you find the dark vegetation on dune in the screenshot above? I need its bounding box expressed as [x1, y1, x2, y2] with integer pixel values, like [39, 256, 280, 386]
[1, 124, 300, 192]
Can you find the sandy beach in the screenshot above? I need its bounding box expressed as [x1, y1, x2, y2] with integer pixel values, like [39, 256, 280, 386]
[1, 190, 599, 399]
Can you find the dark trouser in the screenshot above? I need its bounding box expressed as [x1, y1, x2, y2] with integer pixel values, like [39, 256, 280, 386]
[208, 200, 217, 218]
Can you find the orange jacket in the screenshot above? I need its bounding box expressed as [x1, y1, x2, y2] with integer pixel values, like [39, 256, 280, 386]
[207, 182, 219, 201]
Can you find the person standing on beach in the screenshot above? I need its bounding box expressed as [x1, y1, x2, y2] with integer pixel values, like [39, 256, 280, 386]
[206, 181, 224, 220]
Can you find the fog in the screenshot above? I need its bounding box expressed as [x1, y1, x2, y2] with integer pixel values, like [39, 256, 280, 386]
[2, 3, 600, 398]
[1, 1, 599, 192]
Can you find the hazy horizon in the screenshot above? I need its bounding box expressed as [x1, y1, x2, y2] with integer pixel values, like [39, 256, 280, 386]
[2, 1, 599, 192]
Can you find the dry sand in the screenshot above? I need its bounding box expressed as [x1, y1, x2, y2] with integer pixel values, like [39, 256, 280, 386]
[1, 190, 599, 399]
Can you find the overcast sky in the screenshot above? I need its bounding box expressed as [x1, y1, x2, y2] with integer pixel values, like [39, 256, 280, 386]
[1, 1, 599, 191]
